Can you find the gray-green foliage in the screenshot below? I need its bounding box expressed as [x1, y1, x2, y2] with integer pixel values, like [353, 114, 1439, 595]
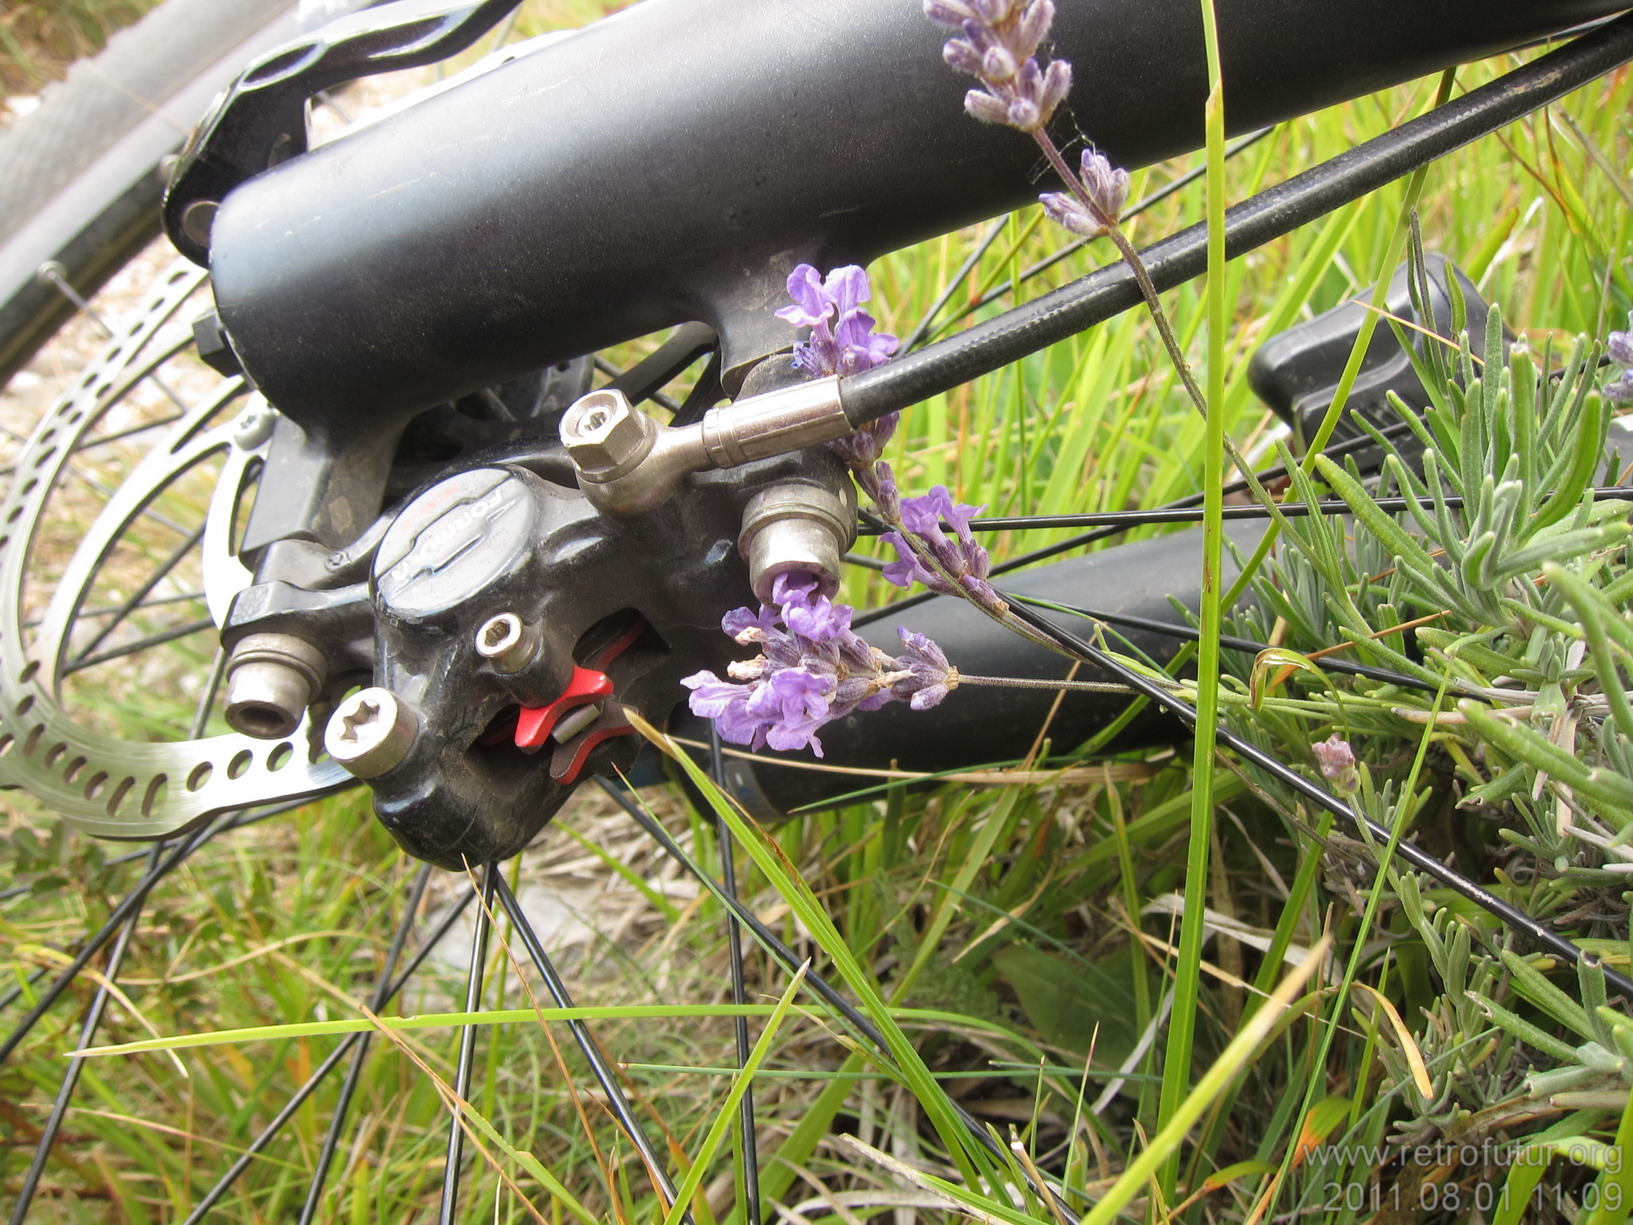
[1229, 242, 1633, 1187]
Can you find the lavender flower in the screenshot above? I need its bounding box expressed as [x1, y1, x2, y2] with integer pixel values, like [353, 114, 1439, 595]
[1311, 734, 1358, 796]
[881, 486, 1005, 613]
[1039, 149, 1129, 238]
[1605, 314, 1633, 405]
[775, 263, 901, 464]
[682, 570, 959, 757]
[776, 264, 899, 379]
[892, 629, 957, 710]
[926, 0, 1071, 134]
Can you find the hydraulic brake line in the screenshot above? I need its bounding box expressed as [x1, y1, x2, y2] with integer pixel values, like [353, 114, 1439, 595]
[837, 10, 1633, 430]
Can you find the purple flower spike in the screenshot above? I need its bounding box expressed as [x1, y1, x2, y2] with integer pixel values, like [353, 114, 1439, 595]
[830, 413, 900, 466]
[1609, 327, 1633, 368]
[892, 628, 960, 710]
[777, 263, 899, 382]
[1312, 734, 1359, 796]
[1039, 192, 1103, 239]
[783, 592, 854, 643]
[682, 671, 769, 751]
[775, 263, 900, 463]
[771, 570, 820, 607]
[1606, 314, 1633, 404]
[685, 569, 962, 758]
[1039, 149, 1129, 240]
[886, 487, 1004, 612]
[722, 604, 779, 642]
[928, 0, 1070, 134]
[1078, 149, 1129, 224]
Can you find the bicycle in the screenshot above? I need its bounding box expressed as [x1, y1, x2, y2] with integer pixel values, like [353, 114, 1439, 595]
[3, 2, 1633, 1221]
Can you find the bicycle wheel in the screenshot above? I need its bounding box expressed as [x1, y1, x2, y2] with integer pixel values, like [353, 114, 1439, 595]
[0, 0, 329, 387]
[2, 4, 1631, 1222]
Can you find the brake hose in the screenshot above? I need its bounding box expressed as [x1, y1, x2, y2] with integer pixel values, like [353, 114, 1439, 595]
[838, 8, 1633, 429]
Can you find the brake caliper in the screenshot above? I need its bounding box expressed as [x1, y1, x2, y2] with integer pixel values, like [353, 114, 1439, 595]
[308, 443, 851, 870]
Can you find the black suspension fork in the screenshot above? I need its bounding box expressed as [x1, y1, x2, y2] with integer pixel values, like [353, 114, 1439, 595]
[198, 0, 1628, 443]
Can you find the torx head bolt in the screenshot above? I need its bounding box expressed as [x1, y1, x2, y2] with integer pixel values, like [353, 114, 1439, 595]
[324, 687, 419, 779]
[561, 388, 655, 479]
[474, 611, 542, 673]
[231, 405, 275, 449]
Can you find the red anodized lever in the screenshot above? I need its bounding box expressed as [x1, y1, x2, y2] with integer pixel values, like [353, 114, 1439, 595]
[514, 666, 615, 751]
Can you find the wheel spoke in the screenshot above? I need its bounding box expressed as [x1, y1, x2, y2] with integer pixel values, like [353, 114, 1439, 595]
[851, 419, 1589, 627]
[5, 842, 159, 1225]
[710, 726, 761, 1225]
[29, 381, 243, 676]
[0, 819, 214, 1066]
[298, 864, 435, 1223]
[179, 865, 471, 1224]
[490, 871, 688, 1217]
[999, 592, 1633, 1002]
[0, 799, 307, 1027]
[36, 261, 193, 416]
[439, 863, 499, 1225]
[1007, 592, 1444, 694]
[901, 128, 1275, 352]
[858, 485, 1633, 537]
[189, 647, 229, 739]
[595, 779, 1079, 1222]
[23, 589, 209, 630]
[60, 616, 215, 675]
[70, 522, 207, 662]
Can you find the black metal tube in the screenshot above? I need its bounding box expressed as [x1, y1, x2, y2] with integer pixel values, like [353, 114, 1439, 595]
[841, 10, 1633, 426]
[209, 0, 1628, 424]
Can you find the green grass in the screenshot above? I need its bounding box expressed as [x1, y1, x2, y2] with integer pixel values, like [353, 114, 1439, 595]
[0, 1, 161, 95]
[5, 6, 1633, 1224]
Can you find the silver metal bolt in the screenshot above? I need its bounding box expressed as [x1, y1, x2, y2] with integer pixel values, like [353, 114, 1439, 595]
[560, 377, 851, 519]
[224, 632, 326, 738]
[561, 388, 655, 478]
[231, 405, 275, 450]
[739, 478, 858, 603]
[180, 199, 218, 247]
[474, 612, 542, 673]
[324, 687, 419, 779]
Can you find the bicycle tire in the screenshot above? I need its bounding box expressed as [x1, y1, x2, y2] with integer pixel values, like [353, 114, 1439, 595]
[0, 0, 321, 386]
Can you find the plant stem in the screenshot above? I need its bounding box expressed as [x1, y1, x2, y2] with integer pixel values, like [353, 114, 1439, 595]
[1032, 130, 1285, 514]
[957, 673, 1136, 693]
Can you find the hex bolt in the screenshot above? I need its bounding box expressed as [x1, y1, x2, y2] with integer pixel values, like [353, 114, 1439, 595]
[738, 477, 859, 603]
[224, 632, 326, 739]
[561, 388, 655, 480]
[194, 310, 245, 378]
[474, 612, 543, 673]
[325, 687, 420, 779]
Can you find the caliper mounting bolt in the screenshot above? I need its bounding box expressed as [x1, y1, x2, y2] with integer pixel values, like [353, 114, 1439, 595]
[224, 632, 326, 739]
[738, 478, 858, 603]
[325, 687, 420, 778]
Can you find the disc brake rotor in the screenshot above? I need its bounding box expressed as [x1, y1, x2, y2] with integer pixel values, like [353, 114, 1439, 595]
[0, 259, 349, 837]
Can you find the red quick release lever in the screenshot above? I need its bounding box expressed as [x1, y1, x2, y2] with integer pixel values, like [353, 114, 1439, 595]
[513, 618, 645, 763]
[514, 666, 614, 751]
